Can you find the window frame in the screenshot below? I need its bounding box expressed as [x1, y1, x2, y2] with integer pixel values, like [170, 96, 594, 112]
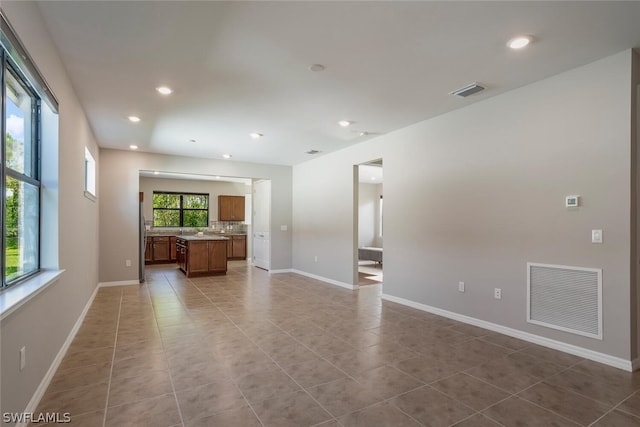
[84, 146, 96, 199]
[152, 191, 209, 228]
[2, 51, 42, 289]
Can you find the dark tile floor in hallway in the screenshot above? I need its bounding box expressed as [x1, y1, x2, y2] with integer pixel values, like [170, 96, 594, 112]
[33, 262, 640, 426]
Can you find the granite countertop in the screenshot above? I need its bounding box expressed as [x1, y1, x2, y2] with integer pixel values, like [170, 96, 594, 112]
[176, 235, 229, 241]
[146, 231, 246, 237]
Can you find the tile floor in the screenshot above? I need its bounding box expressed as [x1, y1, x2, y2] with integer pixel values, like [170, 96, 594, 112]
[33, 262, 640, 427]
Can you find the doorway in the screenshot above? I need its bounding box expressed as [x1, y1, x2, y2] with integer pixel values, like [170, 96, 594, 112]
[253, 179, 271, 270]
[356, 160, 383, 286]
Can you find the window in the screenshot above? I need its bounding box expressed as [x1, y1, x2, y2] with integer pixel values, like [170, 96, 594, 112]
[153, 192, 209, 227]
[2, 58, 41, 287]
[84, 147, 96, 198]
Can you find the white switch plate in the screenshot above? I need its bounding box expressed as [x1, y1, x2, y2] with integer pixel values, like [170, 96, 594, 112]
[280, 225, 288, 231]
[458, 281, 465, 292]
[592, 229, 603, 244]
[125, 259, 132, 267]
[494, 288, 502, 299]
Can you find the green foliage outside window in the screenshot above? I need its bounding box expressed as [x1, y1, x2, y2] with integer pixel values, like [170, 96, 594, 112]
[152, 192, 209, 227]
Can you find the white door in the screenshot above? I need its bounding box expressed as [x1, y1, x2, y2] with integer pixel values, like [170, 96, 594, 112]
[253, 180, 271, 270]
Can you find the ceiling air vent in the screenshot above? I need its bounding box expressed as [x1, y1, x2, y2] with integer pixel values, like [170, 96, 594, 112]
[450, 82, 485, 98]
[306, 149, 320, 155]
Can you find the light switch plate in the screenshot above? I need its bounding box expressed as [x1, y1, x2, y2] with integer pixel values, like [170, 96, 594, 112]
[592, 229, 603, 244]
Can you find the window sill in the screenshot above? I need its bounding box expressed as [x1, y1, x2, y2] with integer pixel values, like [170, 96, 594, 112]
[0, 269, 65, 320]
[84, 191, 97, 202]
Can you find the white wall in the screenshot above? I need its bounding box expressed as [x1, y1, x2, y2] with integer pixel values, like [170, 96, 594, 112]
[358, 183, 382, 248]
[632, 48, 640, 361]
[139, 177, 250, 224]
[1, 2, 100, 418]
[293, 50, 636, 361]
[99, 150, 292, 282]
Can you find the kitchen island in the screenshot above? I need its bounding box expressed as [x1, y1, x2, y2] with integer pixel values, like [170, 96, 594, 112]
[176, 235, 229, 277]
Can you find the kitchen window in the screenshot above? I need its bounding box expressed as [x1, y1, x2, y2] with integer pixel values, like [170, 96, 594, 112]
[2, 54, 41, 287]
[153, 192, 209, 227]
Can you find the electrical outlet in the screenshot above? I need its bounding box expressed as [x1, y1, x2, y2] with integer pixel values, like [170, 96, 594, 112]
[494, 288, 502, 299]
[125, 259, 132, 267]
[20, 346, 26, 371]
[458, 281, 465, 292]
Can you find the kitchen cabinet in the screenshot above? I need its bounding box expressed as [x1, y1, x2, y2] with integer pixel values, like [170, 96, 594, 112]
[152, 236, 170, 262]
[218, 195, 245, 221]
[230, 235, 246, 259]
[145, 235, 174, 264]
[217, 234, 247, 260]
[169, 236, 177, 262]
[176, 236, 228, 277]
[145, 239, 153, 263]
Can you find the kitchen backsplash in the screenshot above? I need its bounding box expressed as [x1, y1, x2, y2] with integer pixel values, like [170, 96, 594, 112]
[145, 220, 248, 234]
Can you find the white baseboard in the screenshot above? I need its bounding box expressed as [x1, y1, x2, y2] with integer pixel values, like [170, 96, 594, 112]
[20, 284, 101, 427]
[98, 279, 140, 287]
[291, 269, 357, 290]
[382, 293, 635, 372]
[269, 269, 293, 274]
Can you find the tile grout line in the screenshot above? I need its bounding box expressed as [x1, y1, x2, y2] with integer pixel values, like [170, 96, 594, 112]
[101, 287, 124, 427]
[151, 271, 188, 427]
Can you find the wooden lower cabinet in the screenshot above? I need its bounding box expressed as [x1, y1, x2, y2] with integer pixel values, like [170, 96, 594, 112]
[152, 236, 170, 262]
[170, 236, 177, 262]
[145, 239, 153, 263]
[219, 234, 247, 260]
[177, 237, 227, 277]
[231, 235, 246, 260]
[145, 235, 179, 264]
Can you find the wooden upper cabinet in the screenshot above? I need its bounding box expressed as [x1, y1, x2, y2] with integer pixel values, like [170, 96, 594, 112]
[218, 195, 245, 221]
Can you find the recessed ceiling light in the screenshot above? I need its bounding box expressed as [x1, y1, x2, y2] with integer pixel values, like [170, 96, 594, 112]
[338, 120, 352, 127]
[222, 154, 232, 159]
[129, 144, 138, 150]
[250, 132, 263, 139]
[309, 64, 325, 72]
[156, 86, 173, 95]
[359, 131, 369, 137]
[371, 177, 376, 180]
[153, 171, 159, 175]
[507, 35, 532, 50]
[128, 116, 141, 123]
[215, 176, 221, 179]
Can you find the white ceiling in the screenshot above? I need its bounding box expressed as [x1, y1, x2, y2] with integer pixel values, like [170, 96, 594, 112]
[35, 1, 640, 166]
[139, 170, 251, 185]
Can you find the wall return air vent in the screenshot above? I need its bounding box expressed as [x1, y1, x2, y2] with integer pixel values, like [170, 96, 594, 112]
[449, 82, 485, 98]
[527, 262, 602, 340]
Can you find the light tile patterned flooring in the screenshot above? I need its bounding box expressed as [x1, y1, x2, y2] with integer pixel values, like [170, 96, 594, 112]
[33, 261, 640, 426]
